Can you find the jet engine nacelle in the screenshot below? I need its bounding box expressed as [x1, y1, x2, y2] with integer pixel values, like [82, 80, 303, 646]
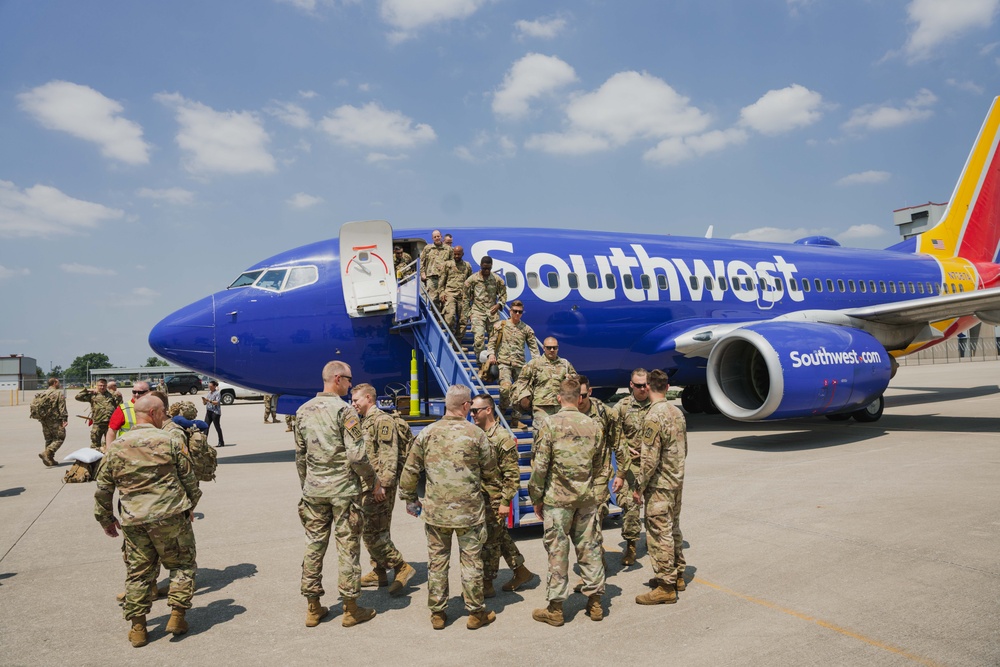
[706, 322, 892, 421]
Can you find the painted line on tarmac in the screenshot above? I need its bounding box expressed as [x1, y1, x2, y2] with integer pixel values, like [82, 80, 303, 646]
[694, 576, 942, 667]
[0, 482, 65, 565]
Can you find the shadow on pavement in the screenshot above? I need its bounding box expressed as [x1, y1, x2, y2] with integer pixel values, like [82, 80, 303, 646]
[217, 449, 294, 465]
[0, 487, 26, 497]
[196, 563, 258, 596]
[160, 598, 247, 639]
[0, 572, 15, 586]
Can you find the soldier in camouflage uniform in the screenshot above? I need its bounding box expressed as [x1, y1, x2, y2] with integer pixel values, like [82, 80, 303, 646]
[463, 256, 508, 362]
[470, 393, 535, 597]
[295, 361, 381, 628]
[107, 380, 124, 407]
[486, 300, 539, 427]
[633, 369, 688, 605]
[573, 375, 629, 592]
[76, 378, 116, 450]
[94, 395, 202, 648]
[399, 385, 500, 631]
[419, 230, 451, 307]
[263, 394, 278, 423]
[285, 414, 296, 432]
[613, 368, 652, 566]
[513, 337, 576, 447]
[394, 245, 414, 280]
[350, 383, 416, 593]
[439, 245, 473, 342]
[33, 378, 68, 467]
[528, 376, 606, 625]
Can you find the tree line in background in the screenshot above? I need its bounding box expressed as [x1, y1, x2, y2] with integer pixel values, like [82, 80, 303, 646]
[39, 354, 170, 383]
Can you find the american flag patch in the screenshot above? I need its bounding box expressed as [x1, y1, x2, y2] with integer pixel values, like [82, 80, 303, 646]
[932, 239, 945, 249]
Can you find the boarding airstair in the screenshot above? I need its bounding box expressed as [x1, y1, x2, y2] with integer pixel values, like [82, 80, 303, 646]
[390, 264, 544, 527]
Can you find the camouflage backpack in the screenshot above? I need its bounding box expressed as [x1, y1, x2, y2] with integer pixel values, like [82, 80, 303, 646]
[63, 461, 93, 484]
[186, 428, 217, 482]
[30, 390, 59, 421]
[391, 412, 415, 482]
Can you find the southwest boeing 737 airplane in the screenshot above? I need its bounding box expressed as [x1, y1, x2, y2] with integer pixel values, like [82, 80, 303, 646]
[150, 97, 1000, 425]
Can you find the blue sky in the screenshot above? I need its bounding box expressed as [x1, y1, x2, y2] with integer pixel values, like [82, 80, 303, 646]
[1, 0, 999, 371]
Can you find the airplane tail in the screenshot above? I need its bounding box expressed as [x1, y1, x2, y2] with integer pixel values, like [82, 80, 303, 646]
[916, 96, 1000, 264]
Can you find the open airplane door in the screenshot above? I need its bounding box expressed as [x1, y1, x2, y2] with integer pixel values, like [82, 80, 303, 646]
[340, 220, 397, 317]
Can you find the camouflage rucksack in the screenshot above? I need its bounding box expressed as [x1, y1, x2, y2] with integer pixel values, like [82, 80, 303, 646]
[63, 461, 93, 483]
[186, 428, 217, 482]
[391, 412, 415, 482]
[30, 390, 59, 421]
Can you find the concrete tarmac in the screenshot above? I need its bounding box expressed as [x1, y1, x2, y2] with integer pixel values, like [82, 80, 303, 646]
[1, 361, 999, 666]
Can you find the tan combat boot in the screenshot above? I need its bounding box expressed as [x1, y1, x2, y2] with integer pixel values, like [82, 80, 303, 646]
[360, 566, 388, 588]
[501, 564, 534, 592]
[467, 609, 496, 629]
[342, 597, 376, 627]
[532, 600, 564, 627]
[621, 540, 637, 566]
[305, 596, 328, 627]
[431, 611, 447, 630]
[128, 616, 148, 648]
[483, 578, 496, 598]
[38, 452, 56, 467]
[636, 583, 677, 605]
[586, 594, 604, 621]
[166, 608, 188, 635]
[675, 573, 687, 591]
[388, 562, 415, 596]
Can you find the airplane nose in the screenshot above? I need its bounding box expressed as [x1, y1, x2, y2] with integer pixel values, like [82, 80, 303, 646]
[148, 295, 216, 374]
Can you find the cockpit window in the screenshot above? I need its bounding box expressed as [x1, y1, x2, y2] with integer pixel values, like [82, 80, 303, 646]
[284, 266, 318, 291]
[256, 269, 288, 292]
[229, 270, 263, 288]
[229, 265, 318, 292]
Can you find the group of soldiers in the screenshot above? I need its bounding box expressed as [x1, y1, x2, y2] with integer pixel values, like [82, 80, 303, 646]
[291, 350, 687, 632]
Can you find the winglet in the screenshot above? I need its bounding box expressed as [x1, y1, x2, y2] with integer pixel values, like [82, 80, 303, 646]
[917, 96, 1000, 262]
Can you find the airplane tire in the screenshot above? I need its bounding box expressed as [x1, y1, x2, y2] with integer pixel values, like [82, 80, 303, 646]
[680, 386, 703, 414]
[852, 395, 884, 423]
[699, 386, 720, 414]
[825, 413, 852, 421]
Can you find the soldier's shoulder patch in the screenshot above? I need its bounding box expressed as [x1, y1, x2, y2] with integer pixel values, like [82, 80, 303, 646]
[343, 413, 359, 430]
[379, 423, 391, 438]
[501, 435, 517, 452]
[643, 425, 655, 441]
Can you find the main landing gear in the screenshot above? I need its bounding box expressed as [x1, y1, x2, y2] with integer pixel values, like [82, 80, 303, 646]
[680, 385, 718, 415]
[825, 394, 885, 423]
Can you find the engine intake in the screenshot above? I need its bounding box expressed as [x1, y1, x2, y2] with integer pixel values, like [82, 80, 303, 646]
[706, 322, 892, 421]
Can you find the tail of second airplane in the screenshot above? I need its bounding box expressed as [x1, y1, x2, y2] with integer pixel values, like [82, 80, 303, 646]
[915, 96, 1000, 265]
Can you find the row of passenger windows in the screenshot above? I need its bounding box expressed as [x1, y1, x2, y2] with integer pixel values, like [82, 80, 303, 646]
[513, 271, 965, 296]
[228, 266, 319, 292]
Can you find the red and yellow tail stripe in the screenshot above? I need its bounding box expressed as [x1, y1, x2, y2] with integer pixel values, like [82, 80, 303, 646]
[917, 96, 1000, 266]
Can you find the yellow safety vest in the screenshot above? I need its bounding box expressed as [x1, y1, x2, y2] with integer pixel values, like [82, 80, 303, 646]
[119, 400, 137, 434]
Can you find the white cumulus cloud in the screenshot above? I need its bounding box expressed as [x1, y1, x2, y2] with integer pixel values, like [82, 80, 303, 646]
[738, 84, 824, 136]
[454, 132, 517, 162]
[515, 16, 568, 39]
[903, 0, 1000, 61]
[493, 53, 577, 120]
[946, 78, 985, 94]
[0, 265, 30, 280]
[527, 71, 711, 156]
[287, 192, 323, 209]
[843, 89, 937, 133]
[0, 180, 125, 238]
[644, 128, 749, 166]
[730, 226, 819, 243]
[266, 101, 314, 129]
[137, 187, 195, 205]
[60, 263, 117, 276]
[17, 80, 150, 164]
[836, 171, 891, 186]
[156, 92, 276, 175]
[320, 102, 436, 156]
[840, 224, 887, 240]
[380, 0, 489, 42]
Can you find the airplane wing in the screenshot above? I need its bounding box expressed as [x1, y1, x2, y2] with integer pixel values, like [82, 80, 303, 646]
[672, 286, 1000, 359]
